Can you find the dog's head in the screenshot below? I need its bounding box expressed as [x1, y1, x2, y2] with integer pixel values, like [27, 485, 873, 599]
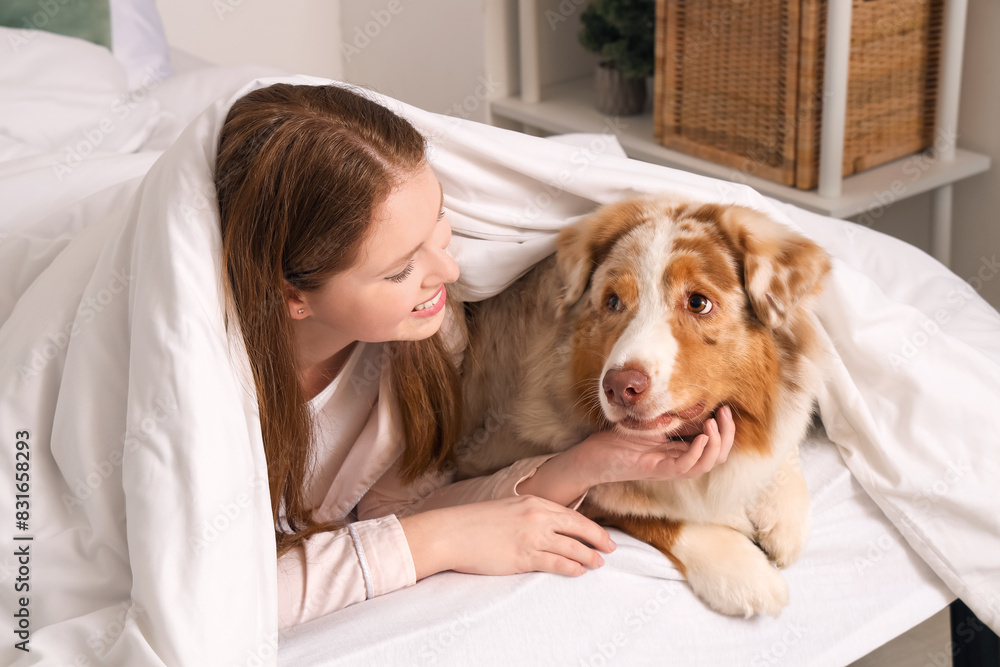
[555, 196, 831, 448]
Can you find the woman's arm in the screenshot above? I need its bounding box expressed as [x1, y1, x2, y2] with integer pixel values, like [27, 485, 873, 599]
[398, 495, 614, 580]
[278, 492, 614, 629]
[399, 405, 734, 581]
[358, 408, 734, 584]
[277, 515, 415, 629]
[360, 406, 736, 517]
[357, 453, 585, 520]
[519, 406, 736, 504]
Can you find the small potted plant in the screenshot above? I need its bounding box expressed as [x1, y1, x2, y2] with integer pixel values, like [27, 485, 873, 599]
[579, 0, 655, 116]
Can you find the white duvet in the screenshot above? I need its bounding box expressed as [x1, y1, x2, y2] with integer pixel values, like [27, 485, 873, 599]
[1, 29, 998, 666]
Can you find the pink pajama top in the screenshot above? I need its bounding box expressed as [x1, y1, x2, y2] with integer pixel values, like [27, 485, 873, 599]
[276, 315, 584, 629]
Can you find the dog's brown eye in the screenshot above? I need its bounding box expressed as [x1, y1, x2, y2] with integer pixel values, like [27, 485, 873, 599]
[606, 293, 623, 313]
[688, 294, 713, 314]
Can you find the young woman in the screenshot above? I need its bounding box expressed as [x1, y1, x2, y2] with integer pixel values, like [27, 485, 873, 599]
[214, 83, 736, 628]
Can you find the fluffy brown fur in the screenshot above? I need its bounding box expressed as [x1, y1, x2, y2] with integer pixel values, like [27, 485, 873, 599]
[457, 195, 831, 617]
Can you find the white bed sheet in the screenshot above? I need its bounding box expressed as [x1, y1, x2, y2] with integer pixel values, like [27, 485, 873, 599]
[279, 430, 953, 667]
[1, 28, 997, 666]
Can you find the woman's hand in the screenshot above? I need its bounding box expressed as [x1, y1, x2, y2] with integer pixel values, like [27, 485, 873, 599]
[516, 405, 736, 506]
[399, 495, 616, 581]
[577, 405, 736, 486]
[398, 407, 734, 580]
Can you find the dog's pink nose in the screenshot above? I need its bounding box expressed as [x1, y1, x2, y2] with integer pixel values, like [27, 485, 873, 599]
[603, 368, 650, 407]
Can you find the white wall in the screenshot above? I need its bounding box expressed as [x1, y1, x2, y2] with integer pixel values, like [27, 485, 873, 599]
[338, 0, 489, 121]
[157, 0, 343, 80]
[158, 0, 491, 120]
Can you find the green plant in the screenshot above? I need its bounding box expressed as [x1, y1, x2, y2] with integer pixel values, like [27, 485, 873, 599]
[578, 0, 655, 79]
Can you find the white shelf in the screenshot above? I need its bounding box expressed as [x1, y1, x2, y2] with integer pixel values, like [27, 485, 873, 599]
[490, 75, 991, 220]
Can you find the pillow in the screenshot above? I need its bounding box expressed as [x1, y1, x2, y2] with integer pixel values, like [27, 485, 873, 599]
[0, 26, 163, 155]
[0, 0, 112, 49]
[0, 0, 173, 90]
[109, 0, 174, 89]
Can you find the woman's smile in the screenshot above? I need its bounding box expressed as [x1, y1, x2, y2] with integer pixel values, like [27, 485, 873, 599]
[411, 285, 446, 317]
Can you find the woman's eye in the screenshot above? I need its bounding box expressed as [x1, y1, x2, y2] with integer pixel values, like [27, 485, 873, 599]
[387, 260, 415, 284]
[688, 293, 713, 314]
[606, 293, 623, 313]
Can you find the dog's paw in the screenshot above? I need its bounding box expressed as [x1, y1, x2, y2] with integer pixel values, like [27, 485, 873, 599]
[674, 523, 789, 618]
[756, 504, 810, 568]
[748, 450, 811, 568]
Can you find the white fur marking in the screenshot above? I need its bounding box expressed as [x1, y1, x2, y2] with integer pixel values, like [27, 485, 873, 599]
[598, 223, 680, 417]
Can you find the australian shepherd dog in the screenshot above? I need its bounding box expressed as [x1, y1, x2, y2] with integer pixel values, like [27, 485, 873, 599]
[456, 196, 832, 617]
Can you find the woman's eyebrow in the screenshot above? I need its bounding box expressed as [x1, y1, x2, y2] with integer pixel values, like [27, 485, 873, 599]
[381, 182, 444, 274]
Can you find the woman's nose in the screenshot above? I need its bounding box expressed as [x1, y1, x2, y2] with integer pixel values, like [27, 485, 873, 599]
[434, 218, 460, 284]
[434, 242, 460, 284]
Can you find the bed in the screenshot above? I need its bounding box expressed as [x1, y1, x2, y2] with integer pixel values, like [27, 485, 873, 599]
[1, 16, 998, 667]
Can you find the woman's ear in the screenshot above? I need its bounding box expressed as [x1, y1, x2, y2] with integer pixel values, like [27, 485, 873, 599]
[713, 205, 832, 329]
[283, 281, 309, 319]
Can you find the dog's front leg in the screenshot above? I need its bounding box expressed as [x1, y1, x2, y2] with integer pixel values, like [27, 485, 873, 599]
[580, 503, 688, 575]
[746, 446, 811, 568]
[581, 505, 788, 618]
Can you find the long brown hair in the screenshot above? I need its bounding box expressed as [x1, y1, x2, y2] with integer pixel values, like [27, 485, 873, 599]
[215, 83, 460, 557]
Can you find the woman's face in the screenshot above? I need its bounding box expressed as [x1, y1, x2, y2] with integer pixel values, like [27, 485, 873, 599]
[289, 162, 460, 347]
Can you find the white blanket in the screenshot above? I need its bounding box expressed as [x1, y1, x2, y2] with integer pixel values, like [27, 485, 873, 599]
[1, 30, 998, 665]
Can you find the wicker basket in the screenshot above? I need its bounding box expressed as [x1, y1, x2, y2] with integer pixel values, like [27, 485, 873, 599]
[654, 0, 943, 189]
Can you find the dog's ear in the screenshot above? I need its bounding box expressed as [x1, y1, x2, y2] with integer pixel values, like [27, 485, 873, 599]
[554, 223, 593, 316]
[712, 204, 831, 329]
[555, 199, 659, 316]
